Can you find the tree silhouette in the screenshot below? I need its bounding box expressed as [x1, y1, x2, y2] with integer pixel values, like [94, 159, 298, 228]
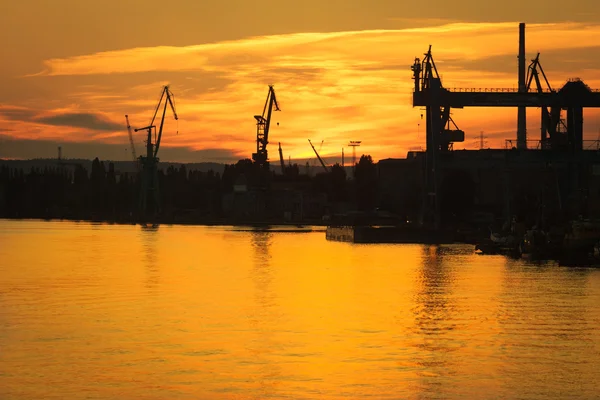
[329, 163, 347, 202]
[354, 155, 377, 211]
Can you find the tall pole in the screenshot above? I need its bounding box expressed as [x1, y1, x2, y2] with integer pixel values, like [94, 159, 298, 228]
[342, 148, 344, 167]
[517, 22, 527, 149]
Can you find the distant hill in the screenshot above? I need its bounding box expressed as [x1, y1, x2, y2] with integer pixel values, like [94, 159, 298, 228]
[0, 158, 356, 177]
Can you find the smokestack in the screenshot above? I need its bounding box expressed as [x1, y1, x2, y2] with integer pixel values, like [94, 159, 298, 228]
[517, 22, 527, 149]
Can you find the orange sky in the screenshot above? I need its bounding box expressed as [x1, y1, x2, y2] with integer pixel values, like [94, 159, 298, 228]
[1, 1, 600, 163]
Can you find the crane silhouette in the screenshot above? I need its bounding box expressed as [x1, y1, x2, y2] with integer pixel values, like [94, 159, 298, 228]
[134, 85, 178, 220]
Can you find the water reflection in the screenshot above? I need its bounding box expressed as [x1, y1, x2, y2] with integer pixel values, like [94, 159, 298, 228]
[3, 221, 600, 399]
[412, 245, 460, 397]
[497, 262, 597, 398]
[247, 230, 282, 397]
[140, 224, 160, 292]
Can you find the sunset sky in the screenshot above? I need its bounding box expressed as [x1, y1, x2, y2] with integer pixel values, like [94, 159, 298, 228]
[1, 0, 600, 164]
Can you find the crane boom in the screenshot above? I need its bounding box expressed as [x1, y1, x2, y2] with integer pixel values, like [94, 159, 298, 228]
[262, 85, 279, 145]
[308, 139, 329, 173]
[252, 85, 280, 166]
[125, 115, 139, 171]
[278, 142, 285, 173]
[151, 86, 178, 158]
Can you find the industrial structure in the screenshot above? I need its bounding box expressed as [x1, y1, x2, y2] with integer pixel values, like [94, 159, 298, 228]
[125, 115, 139, 173]
[252, 85, 280, 168]
[308, 139, 329, 173]
[348, 141, 361, 176]
[278, 142, 285, 173]
[134, 85, 178, 219]
[56, 146, 82, 170]
[411, 22, 600, 229]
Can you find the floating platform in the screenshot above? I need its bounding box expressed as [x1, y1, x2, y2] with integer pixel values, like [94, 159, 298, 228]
[326, 225, 457, 244]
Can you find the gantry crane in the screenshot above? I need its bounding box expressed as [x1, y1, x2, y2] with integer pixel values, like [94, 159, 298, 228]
[125, 115, 139, 173]
[525, 54, 567, 149]
[134, 85, 178, 219]
[308, 139, 329, 173]
[252, 85, 280, 167]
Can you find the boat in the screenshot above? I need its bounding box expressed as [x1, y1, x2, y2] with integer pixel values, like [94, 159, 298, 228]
[562, 218, 600, 254]
[490, 231, 517, 246]
[519, 227, 551, 259]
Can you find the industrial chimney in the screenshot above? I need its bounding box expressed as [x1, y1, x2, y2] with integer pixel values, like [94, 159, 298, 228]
[517, 23, 527, 149]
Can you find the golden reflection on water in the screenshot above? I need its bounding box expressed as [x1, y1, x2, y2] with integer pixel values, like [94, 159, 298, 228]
[141, 225, 160, 292]
[248, 230, 281, 398]
[412, 245, 459, 396]
[1, 221, 600, 399]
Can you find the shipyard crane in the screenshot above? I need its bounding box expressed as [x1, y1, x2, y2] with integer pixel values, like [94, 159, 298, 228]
[125, 115, 139, 172]
[133, 85, 178, 218]
[525, 53, 567, 149]
[252, 85, 280, 167]
[308, 139, 329, 173]
[136, 85, 178, 159]
[311, 139, 324, 167]
[278, 142, 285, 174]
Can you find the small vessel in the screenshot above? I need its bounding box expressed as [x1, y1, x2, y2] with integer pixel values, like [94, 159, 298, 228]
[562, 218, 600, 254]
[490, 231, 517, 246]
[488, 217, 526, 250]
[519, 227, 551, 259]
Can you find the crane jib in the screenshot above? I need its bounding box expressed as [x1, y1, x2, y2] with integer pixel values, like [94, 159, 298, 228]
[149, 86, 178, 158]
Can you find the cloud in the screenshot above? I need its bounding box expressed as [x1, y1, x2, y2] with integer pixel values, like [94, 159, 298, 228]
[0, 106, 38, 121]
[441, 45, 600, 83]
[34, 112, 123, 131]
[0, 106, 124, 140]
[29, 22, 600, 78]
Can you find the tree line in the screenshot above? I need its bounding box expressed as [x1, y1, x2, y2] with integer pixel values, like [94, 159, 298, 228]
[0, 155, 379, 223]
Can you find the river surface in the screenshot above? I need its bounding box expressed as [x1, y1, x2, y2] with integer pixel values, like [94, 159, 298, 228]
[1, 220, 600, 399]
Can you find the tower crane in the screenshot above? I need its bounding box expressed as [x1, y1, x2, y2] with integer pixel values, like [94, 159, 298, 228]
[134, 85, 178, 218]
[308, 139, 329, 173]
[252, 85, 280, 167]
[125, 115, 139, 172]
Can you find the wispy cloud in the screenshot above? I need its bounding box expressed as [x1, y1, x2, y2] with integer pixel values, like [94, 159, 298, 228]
[34, 112, 122, 131]
[0, 106, 38, 121]
[32, 22, 600, 78]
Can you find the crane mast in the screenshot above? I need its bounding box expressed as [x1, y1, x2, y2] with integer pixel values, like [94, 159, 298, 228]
[308, 139, 329, 173]
[252, 85, 280, 167]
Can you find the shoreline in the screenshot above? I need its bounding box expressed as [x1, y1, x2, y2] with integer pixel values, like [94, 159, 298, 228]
[0, 216, 330, 230]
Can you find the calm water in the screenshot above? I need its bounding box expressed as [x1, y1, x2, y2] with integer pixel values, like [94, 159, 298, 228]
[1, 220, 600, 399]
